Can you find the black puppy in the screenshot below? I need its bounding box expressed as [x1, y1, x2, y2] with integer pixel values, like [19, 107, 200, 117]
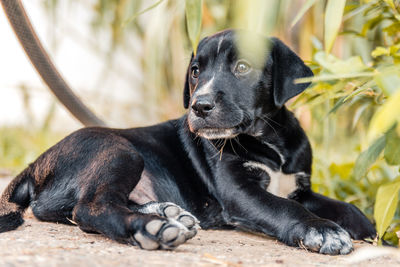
[0, 30, 375, 255]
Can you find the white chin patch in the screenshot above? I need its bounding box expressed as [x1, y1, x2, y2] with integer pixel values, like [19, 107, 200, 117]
[197, 128, 238, 139]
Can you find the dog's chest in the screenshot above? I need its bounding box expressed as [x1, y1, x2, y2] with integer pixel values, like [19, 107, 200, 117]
[233, 139, 299, 198]
[243, 161, 297, 198]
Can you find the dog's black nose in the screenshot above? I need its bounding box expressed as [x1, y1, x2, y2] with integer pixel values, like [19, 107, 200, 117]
[191, 97, 215, 118]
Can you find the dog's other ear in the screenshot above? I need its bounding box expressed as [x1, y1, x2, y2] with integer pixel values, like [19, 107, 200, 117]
[183, 53, 194, 109]
[270, 38, 313, 108]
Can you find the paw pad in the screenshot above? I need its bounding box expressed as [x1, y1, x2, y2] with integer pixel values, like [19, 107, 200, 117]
[132, 201, 201, 250]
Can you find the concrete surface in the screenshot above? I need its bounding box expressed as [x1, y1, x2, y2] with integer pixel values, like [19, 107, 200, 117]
[1, 177, 399, 266]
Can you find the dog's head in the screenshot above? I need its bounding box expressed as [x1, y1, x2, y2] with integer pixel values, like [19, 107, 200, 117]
[184, 29, 313, 139]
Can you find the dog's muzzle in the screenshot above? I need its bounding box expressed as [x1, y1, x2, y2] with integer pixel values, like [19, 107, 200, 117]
[191, 96, 215, 119]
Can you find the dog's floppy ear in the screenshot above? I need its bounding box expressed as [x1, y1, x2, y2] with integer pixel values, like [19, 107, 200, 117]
[270, 38, 313, 108]
[183, 53, 194, 109]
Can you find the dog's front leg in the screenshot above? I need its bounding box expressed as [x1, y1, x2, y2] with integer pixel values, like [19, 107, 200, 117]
[292, 190, 376, 240]
[214, 159, 353, 255]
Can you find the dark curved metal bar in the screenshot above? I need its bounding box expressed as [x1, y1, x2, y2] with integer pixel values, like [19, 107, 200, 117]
[1, 0, 106, 127]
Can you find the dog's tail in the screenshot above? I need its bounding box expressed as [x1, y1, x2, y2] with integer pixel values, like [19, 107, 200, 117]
[0, 167, 33, 233]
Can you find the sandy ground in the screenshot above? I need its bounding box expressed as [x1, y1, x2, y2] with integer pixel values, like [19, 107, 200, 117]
[1, 177, 400, 267]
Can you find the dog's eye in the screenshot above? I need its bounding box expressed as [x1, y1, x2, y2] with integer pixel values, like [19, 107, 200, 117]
[191, 66, 200, 79]
[235, 60, 251, 74]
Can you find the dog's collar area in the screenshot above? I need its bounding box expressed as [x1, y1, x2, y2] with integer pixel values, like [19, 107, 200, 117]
[197, 128, 238, 139]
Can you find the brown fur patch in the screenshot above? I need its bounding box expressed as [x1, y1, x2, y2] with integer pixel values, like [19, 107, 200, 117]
[0, 199, 19, 216]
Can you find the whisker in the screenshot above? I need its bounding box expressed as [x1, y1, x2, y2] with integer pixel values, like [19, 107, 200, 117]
[229, 139, 239, 157]
[215, 139, 223, 148]
[234, 136, 248, 153]
[219, 139, 227, 160]
[259, 117, 278, 136]
[262, 115, 282, 127]
[210, 150, 222, 159]
[210, 141, 219, 151]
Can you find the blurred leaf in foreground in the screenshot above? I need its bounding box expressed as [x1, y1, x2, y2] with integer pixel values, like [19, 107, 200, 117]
[368, 89, 400, 141]
[290, 0, 316, 28]
[353, 135, 386, 180]
[232, 0, 278, 68]
[384, 125, 400, 166]
[374, 177, 400, 244]
[122, 0, 164, 26]
[185, 0, 203, 55]
[324, 0, 346, 53]
[314, 51, 370, 74]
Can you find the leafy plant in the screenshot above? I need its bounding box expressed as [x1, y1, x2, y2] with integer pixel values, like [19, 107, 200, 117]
[293, 0, 400, 245]
[4, 0, 399, 246]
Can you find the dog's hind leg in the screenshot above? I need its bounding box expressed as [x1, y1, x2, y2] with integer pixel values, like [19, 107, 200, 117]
[71, 151, 194, 250]
[0, 167, 34, 232]
[292, 190, 376, 240]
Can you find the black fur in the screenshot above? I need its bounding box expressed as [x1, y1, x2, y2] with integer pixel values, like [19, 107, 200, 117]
[0, 30, 375, 254]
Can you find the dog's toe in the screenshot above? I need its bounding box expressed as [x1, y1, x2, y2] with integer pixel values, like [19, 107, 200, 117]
[319, 228, 353, 255]
[300, 221, 353, 255]
[145, 219, 164, 235]
[164, 205, 180, 217]
[160, 203, 199, 224]
[133, 217, 192, 250]
[133, 231, 160, 250]
[303, 228, 323, 252]
[157, 219, 191, 249]
[178, 215, 196, 228]
[160, 225, 188, 247]
[161, 226, 180, 242]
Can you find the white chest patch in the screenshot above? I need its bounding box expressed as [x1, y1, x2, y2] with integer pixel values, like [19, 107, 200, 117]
[243, 161, 298, 198]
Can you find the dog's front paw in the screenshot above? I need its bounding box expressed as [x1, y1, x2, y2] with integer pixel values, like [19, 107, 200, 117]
[286, 219, 353, 255]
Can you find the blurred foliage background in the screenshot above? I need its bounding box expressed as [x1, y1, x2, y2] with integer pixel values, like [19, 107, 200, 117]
[1, 0, 400, 245]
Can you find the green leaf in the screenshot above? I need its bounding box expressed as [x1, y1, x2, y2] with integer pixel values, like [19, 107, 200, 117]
[383, 22, 400, 36]
[295, 72, 374, 84]
[374, 66, 400, 95]
[374, 64, 400, 95]
[389, 44, 400, 54]
[122, 0, 164, 27]
[384, 125, 400, 165]
[353, 135, 386, 180]
[314, 52, 370, 74]
[374, 178, 400, 242]
[329, 96, 346, 114]
[343, 80, 374, 102]
[290, 0, 316, 27]
[361, 14, 385, 36]
[232, 0, 276, 67]
[342, 1, 374, 21]
[329, 162, 354, 180]
[185, 0, 203, 55]
[368, 89, 400, 140]
[352, 103, 369, 129]
[324, 0, 346, 53]
[384, 0, 396, 11]
[371, 47, 389, 58]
